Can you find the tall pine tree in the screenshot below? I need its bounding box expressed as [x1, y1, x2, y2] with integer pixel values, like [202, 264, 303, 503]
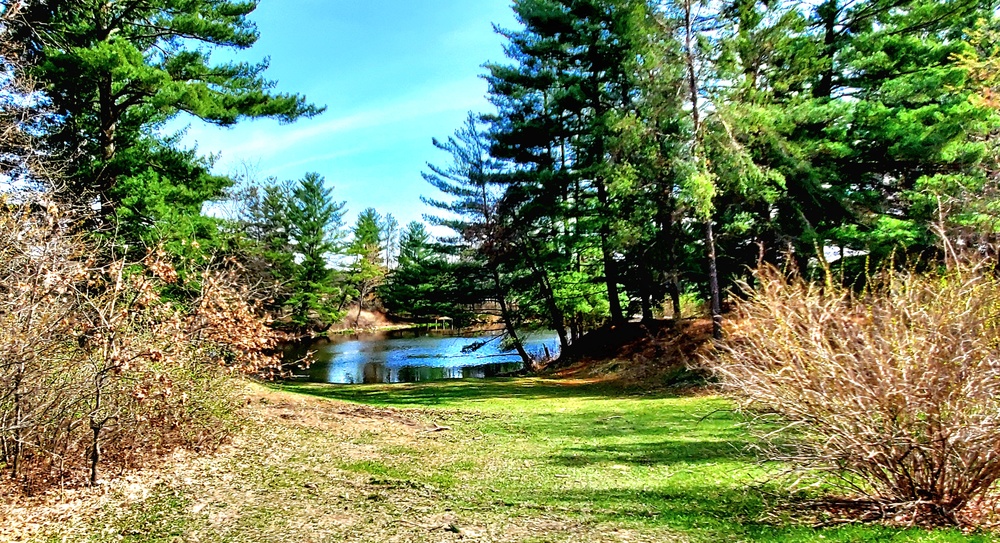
[12, 0, 322, 242]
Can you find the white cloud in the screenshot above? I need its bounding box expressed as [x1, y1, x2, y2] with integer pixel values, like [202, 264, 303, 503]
[177, 78, 489, 170]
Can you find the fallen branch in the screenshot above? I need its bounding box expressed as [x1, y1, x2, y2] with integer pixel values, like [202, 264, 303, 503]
[423, 424, 452, 433]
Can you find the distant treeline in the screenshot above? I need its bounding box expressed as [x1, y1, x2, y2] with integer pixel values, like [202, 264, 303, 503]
[2, 0, 998, 347]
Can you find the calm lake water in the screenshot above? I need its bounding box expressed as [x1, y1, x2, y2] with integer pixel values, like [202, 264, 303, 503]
[285, 329, 560, 384]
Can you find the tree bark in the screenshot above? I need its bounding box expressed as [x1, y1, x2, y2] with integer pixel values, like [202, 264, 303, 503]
[814, 0, 839, 99]
[355, 285, 367, 328]
[596, 181, 626, 325]
[668, 275, 682, 320]
[89, 372, 105, 487]
[522, 236, 570, 351]
[490, 270, 532, 367]
[705, 220, 723, 340]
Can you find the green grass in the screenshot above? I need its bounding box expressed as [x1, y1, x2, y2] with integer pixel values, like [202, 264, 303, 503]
[279, 379, 991, 543]
[36, 377, 994, 542]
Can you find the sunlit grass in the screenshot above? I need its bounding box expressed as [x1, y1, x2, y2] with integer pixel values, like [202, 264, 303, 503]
[278, 379, 991, 542]
[38, 378, 994, 542]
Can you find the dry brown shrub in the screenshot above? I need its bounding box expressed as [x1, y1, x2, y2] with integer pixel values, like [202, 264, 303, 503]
[0, 202, 290, 494]
[0, 5, 288, 494]
[712, 258, 1000, 525]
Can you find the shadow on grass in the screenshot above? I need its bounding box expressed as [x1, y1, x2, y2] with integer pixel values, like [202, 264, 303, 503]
[523, 485, 988, 543]
[552, 437, 754, 466]
[273, 379, 990, 542]
[276, 377, 667, 407]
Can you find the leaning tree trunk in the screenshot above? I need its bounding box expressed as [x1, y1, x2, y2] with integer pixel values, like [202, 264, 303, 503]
[490, 270, 532, 367]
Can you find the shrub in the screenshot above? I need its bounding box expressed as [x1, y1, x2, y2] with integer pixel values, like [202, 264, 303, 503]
[0, 203, 286, 493]
[712, 260, 1000, 524]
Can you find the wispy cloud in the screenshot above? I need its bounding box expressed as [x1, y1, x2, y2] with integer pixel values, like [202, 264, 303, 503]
[261, 145, 372, 176]
[182, 79, 489, 167]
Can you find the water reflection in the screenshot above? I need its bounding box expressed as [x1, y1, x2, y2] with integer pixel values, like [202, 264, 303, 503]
[285, 329, 558, 384]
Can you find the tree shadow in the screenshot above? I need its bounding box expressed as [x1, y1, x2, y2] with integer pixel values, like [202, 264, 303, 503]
[275, 378, 673, 407]
[513, 481, 987, 542]
[551, 437, 754, 467]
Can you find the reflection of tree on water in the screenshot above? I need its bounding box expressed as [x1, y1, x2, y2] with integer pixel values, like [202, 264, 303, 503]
[291, 331, 560, 384]
[362, 363, 389, 384]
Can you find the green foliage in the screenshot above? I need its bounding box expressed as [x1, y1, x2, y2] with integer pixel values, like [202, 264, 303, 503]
[235, 173, 346, 328]
[285, 173, 347, 327]
[418, 0, 1000, 348]
[379, 222, 477, 323]
[13, 0, 322, 245]
[346, 208, 388, 325]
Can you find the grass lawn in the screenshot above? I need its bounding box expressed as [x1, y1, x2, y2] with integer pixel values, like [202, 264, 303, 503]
[27, 378, 994, 542]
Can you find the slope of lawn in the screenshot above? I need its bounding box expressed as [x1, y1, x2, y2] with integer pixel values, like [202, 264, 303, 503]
[30, 378, 992, 543]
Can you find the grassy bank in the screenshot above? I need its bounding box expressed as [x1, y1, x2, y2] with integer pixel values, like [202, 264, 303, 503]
[21, 378, 992, 542]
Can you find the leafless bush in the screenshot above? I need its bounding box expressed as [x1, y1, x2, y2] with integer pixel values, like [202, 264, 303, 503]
[0, 2, 66, 190]
[712, 259, 1000, 525]
[0, 202, 286, 493]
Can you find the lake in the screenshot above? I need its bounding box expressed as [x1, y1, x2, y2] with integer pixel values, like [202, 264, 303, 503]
[284, 328, 560, 384]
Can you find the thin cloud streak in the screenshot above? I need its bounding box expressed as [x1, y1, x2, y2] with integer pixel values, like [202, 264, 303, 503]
[262, 146, 374, 176]
[185, 79, 489, 166]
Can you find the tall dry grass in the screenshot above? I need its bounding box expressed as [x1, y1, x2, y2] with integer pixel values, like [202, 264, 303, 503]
[712, 259, 1000, 524]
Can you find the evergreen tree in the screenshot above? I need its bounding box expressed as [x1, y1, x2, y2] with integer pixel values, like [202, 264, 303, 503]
[234, 177, 299, 311]
[347, 208, 387, 327]
[486, 0, 659, 326]
[423, 115, 534, 364]
[285, 173, 346, 328]
[379, 221, 470, 321]
[11, 0, 323, 241]
[701, 0, 997, 275]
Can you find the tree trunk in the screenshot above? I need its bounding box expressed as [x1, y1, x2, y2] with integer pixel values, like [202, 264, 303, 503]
[522, 237, 570, 350]
[354, 285, 367, 328]
[705, 220, 723, 340]
[538, 271, 569, 350]
[596, 182, 626, 325]
[684, 0, 722, 340]
[89, 421, 101, 487]
[490, 270, 532, 367]
[668, 276, 682, 320]
[89, 373, 105, 487]
[97, 72, 117, 218]
[10, 380, 21, 480]
[641, 293, 654, 323]
[814, 0, 839, 99]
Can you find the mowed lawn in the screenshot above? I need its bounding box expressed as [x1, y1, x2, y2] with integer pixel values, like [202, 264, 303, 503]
[32, 378, 993, 543]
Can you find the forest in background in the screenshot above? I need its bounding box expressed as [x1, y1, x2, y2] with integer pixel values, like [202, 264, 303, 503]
[3, 0, 1000, 528]
[225, 0, 1000, 366]
[394, 0, 1000, 362]
[5, 0, 998, 344]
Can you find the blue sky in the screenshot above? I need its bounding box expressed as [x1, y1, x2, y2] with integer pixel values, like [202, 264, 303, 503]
[179, 0, 516, 228]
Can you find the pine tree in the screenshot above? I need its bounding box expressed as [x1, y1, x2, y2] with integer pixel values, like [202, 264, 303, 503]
[422, 114, 534, 364]
[11, 0, 323, 239]
[285, 173, 346, 328]
[706, 0, 997, 273]
[379, 221, 469, 321]
[486, 0, 658, 326]
[347, 208, 387, 328]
